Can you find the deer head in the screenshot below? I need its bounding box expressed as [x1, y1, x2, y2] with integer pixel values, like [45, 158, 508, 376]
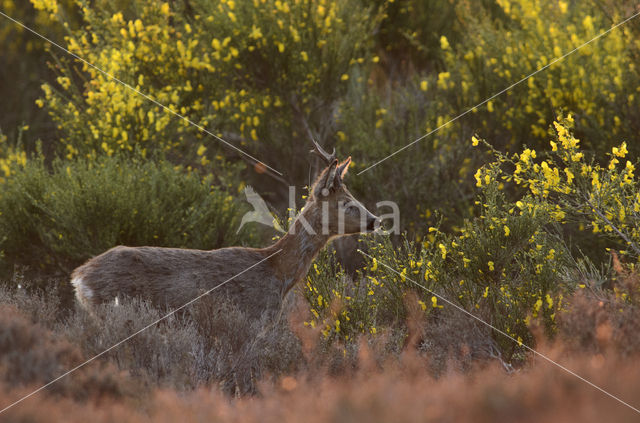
[308, 139, 380, 236]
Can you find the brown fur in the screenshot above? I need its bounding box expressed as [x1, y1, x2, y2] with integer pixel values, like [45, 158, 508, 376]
[72, 157, 379, 319]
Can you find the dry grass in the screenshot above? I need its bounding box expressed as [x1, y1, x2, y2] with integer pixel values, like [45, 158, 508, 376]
[1, 277, 640, 422]
[2, 342, 639, 422]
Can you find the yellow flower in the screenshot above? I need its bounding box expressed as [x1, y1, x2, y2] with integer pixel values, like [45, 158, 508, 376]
[474, 168, 483, 187]
[437, 72, 450, 90]
[420, 80, 428, 91]
[471, 135, 480, 146]
[488, 261, 495, 271]
[612, 142, 628, 158]
[534, 298, 543, 312]
[249, 25, 263, 39]
[504, 225, 510, 236]
[564, 168, 574, 184]
[370, 258, 378, 271]
[558, 1, 568, 13]
[438, 243, 447, 259]
[341, 74, 349, 81]
[440, 35, 450, 50]
[546, 249, 555, 260]
[424, 266, 433, 281]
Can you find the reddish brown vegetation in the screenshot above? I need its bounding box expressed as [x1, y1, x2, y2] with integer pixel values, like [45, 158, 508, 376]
[1, 275, 640, 422]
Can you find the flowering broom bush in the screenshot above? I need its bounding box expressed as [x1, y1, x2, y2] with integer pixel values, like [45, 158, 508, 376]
[306, 114, 640, 362]
[476, 114, 640, 262]
[331, 0, 640, 232]
[306, 161, 571, 361]
[437, 0, 640, 154]
[32, 0, 381, 179]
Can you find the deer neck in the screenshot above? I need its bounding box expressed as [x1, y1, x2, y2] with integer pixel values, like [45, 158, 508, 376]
[269, 203, 331, 296]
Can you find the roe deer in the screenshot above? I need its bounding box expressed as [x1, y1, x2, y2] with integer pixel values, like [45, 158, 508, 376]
[71, 141, 380, 319]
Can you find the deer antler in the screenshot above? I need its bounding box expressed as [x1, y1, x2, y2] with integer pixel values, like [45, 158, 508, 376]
[289, 95, 337, 165]
[310, 138, 336, 164]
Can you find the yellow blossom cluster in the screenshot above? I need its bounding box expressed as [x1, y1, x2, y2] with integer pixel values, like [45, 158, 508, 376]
[33, 0, 380, 165]
[438, 0, 639, 154]
[0, 129, 28, 183]
[353, 191, 569, 356]
[481, 115, 640, 258]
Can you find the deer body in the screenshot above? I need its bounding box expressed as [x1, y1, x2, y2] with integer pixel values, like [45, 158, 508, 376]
[72, 245, 280, 318]
[72, 145, 379, 318]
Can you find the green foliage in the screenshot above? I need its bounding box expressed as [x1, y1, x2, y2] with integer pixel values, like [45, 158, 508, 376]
[34, 0, 382, 189]
[4, 0, 640, 370]
[0, 153, 254, 277]
[476, 114, 640, 263]
[339, 77, 478, 231]
[342, 0, 640, 231]
[438, 0, 640, 154]
[303, 245, 405, 344]
[0, 0, 66, 148]
[307, 146, 573, 360]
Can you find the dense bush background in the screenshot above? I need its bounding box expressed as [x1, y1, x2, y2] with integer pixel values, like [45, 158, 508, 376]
[0, 154, 254, 280]
[1, 0, 640, 418]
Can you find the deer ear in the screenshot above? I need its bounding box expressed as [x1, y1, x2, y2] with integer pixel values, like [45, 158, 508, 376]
[313, 159, 338, 197]
[324, 159, 339, 191]
[337, 156, 351, 180]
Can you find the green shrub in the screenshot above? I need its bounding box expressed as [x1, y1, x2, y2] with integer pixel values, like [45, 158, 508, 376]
[34, 0, 382, 192]
[342, 0, 640, 234]
[338, 77, 478, 232]
[475, 114, 640, 264]
[0, 153, 255, 281]
[306, 146, 574, 362]
[302, 246, 402, 343]
[438, 0, 640, 155]
[0, 0, 67, 147]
